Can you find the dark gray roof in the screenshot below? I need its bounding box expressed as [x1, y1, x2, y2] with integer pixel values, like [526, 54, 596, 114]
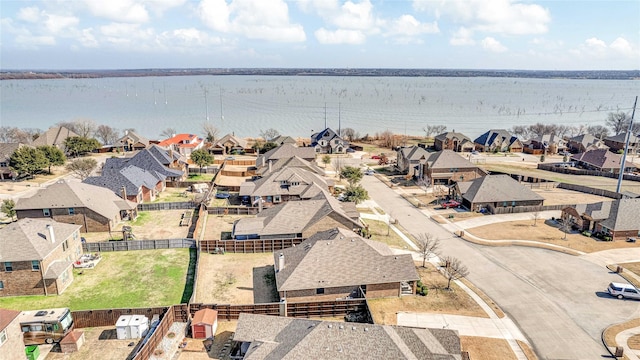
[434, 131, 471, 143]
[234, 313, 461, 360]
[573, 201, 613, 221]
[427, 150, 480, 170]
[274, 228, 419, 292]
[474, 129, 512, 146]
[84, 164, 159, 197]
[462, 175, 544, 203]
[0, 218, 80, 262]
[570, 149, 635, 170]
[257, 144, 316, 167]
[257, 156, 324, 176]
[241, 167, 330, 198]
[599, 198, 640, 231]
[15, 181, 123, 220]
[605, 132, 640, 144]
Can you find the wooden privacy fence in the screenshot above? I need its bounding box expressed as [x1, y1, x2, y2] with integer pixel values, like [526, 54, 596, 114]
[200, 238, 305, 253]
[131, 305, 189, 360]
[207, 207, 259, 215]
[190, 299, 368, 320]
[487, 203, 574, 215]
[83, 239, 196, 252]
[538, 163, 640, 182]
[137, 201, 197, 211]
[557, 183, 623, 199]
[71, 306, 173, 328]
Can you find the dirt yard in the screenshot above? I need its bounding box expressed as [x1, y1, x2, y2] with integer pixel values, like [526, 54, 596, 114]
[466, 220, 640, 253]
[202, 214, 249, 240]
[460, 336, 517, 360]
[195, 253, 278, 305]
[530, 187, 611, 205]
[46, 326, 137, 360]
[367, 264, 487, 325]
[81, 210, 191, 242]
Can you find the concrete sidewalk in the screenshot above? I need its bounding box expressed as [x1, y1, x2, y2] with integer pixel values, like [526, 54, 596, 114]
[616, 327, 640, 360]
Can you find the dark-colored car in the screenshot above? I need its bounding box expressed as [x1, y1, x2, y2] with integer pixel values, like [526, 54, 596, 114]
[215, 191, 231, 199]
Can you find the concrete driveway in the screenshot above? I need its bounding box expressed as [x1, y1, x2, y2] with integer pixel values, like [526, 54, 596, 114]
[360, 174, 640, 359]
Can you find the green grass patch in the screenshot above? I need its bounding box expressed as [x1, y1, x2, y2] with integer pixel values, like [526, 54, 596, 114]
[129, 211, 151, 226]
[187, 173, 214, 181]
[374, 207, 386, 215]
[0, 249, 190, 311]
[153, 188, 192, 203]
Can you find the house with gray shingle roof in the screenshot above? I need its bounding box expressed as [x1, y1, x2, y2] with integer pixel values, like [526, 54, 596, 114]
[566, 133, 608, 153]
[604, 132, 640, 155]
[523, 134, 568, 155]
[396, 146, 430, 176]
[311, 128, 348, 154]
[15, 181, 136, 232]
[570, 149, 636, 173]
[256, 144, 316, 169]
[434, 131, 474, 152]
[239, 167, 332, 207]
[423, 150, 487, 185]
[271, 135, 298, 146]
[256, 155, 324, 177]
[113, 130, 150, 152]
[233, 313, 461, 360]
[274, 228, 419, 301]
[208, 133, 252, 155]
[473, 129, 523, 153]
[0, 218, 82, 297]
[562, 199, 640, 240]
[232, 191, 362, 240]
[31, 126, 79, 151]
[0, 143, 33, 180]
[461, 175, 544, 213]
[84, 164, 162, 203]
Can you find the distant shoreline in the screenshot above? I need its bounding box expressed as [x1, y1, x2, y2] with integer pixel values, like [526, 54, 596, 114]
[1, 68, 639, 81]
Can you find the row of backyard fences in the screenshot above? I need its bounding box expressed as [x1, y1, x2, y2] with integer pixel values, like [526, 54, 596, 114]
[82, 239, 196, 252]
[137, 201, 197, 211]
[538, 163, 640, 182]
[81, 238, 306, 253]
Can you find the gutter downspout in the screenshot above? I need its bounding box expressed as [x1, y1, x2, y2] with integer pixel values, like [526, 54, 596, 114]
[40, 260, 48, 296]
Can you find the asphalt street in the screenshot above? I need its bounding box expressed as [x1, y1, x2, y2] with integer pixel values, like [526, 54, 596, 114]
[360, 174, 640, 360]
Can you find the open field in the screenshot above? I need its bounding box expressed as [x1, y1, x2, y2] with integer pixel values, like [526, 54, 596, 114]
[195, 252, 277, 304]
[367, 264, 487, 325]
[46, 326, 137, 360]
[81, 210, 191, 242]
[152, 187, 194, 203]
[203, 214, 248, 240]
[0, 249, 191, 311]
[361, 218, 413, 249]
[460, 336, 517, 360]
[466, 220, 640, 253]
[0, 165, 68, 195]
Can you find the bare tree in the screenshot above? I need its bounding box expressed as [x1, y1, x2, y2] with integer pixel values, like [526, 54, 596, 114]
[586, 125, 609, 139]
[201, 122, 220, 143]
[260, 128, 280, 142]
[532, 211, 541, 226]
[0, 126, 38, 143]
[160, 128, 177, 139]
[56, 121, 78, 134]
[95, 125, 120, 145]
[423, 125, 447, 137]
[65, 158, 97, 179]
[72, 118, 97, 138]
[510, 125, 530, 140]
[379, 129, 397, 148]
[340, 128, 358, 141]
[606, 111, 630, 135]
[417, 233, 440, 268]
[440, 256, 469, 290]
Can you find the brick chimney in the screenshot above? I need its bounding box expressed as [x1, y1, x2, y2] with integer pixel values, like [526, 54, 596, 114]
[121, 186, 127, 200]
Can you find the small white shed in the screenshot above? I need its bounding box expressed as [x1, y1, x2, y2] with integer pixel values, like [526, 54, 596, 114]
[116, 315, 132, 340]
[116, 315, 149, 339]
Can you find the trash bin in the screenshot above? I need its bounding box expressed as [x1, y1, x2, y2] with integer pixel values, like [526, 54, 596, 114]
[25, 345, 40, 360]
[617, 266, 623, 274]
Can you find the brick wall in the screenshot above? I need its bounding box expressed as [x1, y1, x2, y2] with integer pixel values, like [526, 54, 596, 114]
[281, 285, 359, 302]
[16, 208, 115, 233]
[0, 315, 25, 359]
[366, 282, 401, 298]
[0, 261, 46, 296]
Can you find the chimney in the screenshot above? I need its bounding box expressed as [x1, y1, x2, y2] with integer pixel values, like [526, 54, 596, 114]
[258, 197, 263, 213]
[268, 160, 272, 173]
[125, 130, 129, 135]
[46, 224, 55, 244]
[121, 186, 127, 200]
[278, 253, 284, 272]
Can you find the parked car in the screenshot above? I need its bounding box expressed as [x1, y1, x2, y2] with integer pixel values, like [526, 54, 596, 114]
[371, 155, 381, 160]
[346, 148, 355, 153]
[364, 169, 375, 175]
[441, 200, 461, 209]
[607, 282, 640, 300]
[225, 156, 235, 161]
[471, 150, 479, 155]
[215, 191, 231, 199]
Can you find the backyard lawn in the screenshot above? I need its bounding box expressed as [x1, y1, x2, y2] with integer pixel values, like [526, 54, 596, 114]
[0, 249, 192, 311]
[361, 219, 414, 249]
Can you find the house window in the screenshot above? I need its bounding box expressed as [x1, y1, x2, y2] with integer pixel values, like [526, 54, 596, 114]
[291, 182, 300, 186]
[274, 195, 281, 203]
[61, 269, 70, 284]
[43, 208, 51, 217]
[31, 261, 40, 271]
[62, 240, 69, 251]
[0, 281, 4, 291]
[68, 208, 75, 215]
[0, 162, 7, 167]
[316, 288, 325, 295]
[0, 328, 7, 346]
[4, 262, 12, 272]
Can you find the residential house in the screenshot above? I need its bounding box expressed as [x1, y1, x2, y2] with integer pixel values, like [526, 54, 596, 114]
[232, 191, 362, 239]
[566, 134, 608, 153]
[256, 155, 324, 177]
[232, 313, 461, 360]
[270, 135, 298, 146]
[434, 131, 474, 152]
[396, 146, 429, 177]
[523, 134, 567, 155]
[147, 144, 188, 178]
[460, 175, 544, 212]
[274, 228, 419, 302]
[0, 143, 32, 180]
[239, 167, 332, 207]
[32, 126, 79, 151]
[208, 134, 251, 155]
[157, 133, 204, 157]
[310, 128, 348, 154]
[570, 149, 636, 173]
[0, 218, 82, 296]
[473, 129, 523, 153]
[113, 131, 150, 152]
[604, 132, 640, 155]
[562, 199, 640, 240]
[256, 144, 316, 169]
[0, 309, 23, 358]
[15, 181, 136, 232]
[423, 150, 487, 185]
[84, 164, 163, 203]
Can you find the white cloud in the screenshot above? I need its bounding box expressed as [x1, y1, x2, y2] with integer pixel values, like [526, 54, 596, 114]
[17, 6, 41, 23]
[386, 15, 439, 37]
[450, 27, 475, 46]
[315, 28, 365, 44]
[84, 0, 149, 23]
[147, 0, 188, 14]
[481, 37, 507, 52]
[44, 14, 79, 34]
[79, 28, 99, 48]
[198, 0, 305, 42]
[610, 37, 634, 56]
[414, 0, 550, 35]
[15, 34, 56, 47]
[332, 0, 375, 30]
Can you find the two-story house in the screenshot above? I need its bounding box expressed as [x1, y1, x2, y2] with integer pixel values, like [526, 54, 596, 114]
[434, 131, 474, 152]
[0, 218, 82, 297]
[157, 133, 204, 157]
[310, 128, 348, 154]
[423, 150, 487, 185]
[474, 129, 523, 153]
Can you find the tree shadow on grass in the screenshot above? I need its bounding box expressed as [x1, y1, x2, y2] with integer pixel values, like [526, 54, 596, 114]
[180, 247, 197, 304]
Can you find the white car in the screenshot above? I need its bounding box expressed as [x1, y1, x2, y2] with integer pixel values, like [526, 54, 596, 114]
[607, 282, 640, 300]
[364, 169, 375, 175]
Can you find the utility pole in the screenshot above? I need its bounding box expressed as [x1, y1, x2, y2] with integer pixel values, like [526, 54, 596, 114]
[616, 96, 637, 193]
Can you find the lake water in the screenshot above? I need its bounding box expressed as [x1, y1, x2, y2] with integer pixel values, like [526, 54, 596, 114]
[1, 75, 637, 140]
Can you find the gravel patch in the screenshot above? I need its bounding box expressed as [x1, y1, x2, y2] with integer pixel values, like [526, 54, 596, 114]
[149, 322, 188, 360]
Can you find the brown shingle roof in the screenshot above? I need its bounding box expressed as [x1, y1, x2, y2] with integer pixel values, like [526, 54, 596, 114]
[32, 126, 79, 147]
[462, 175, 544, 204]
[274, 228, 419, 292]
[192, 309, 218, 325]
[0, 309, 21, 331]
[571, 149, 634, 170]
[0, 218, 80, 262]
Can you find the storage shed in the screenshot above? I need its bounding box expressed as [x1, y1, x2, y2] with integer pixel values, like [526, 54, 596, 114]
[116, 315, 149, 340]
[191, 309, 218, 339]
[60, 330, 85, 353]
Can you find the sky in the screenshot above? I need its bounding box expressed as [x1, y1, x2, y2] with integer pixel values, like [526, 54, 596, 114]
[0, 0, 639, 71]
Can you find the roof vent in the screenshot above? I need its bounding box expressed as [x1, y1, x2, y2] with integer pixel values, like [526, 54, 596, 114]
[352, 326, 356, 330]
[328, 324, 332, 328]
[364, 327, 369, 332]
[35, 311, 48, 317]
[339, 325, 344, 329]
